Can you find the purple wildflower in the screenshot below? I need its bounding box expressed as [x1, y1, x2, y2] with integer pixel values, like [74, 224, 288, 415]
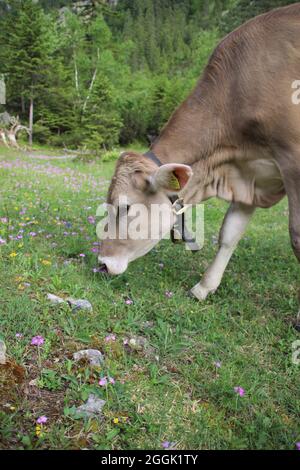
[31, 336, 44, 346]
[161, 441, 171, 449]
[87, 216, 95, 225]
[234, 386, 245, 397]
[36, 416, 48, 424]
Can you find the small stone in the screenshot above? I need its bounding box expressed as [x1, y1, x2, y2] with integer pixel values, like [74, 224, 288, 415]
[125, 335, 156, 358]
[75, 394, 106, 419]
[47, 293, 93, 312]
[129, 337, 144, 351]
[29, 378, 39, 387]
[140, 321, 154, 329]
[67, 298, 93, 312]
[73, 349, 104, 366]
[47, 293, 66, 305]
[0, 340, 7, 365]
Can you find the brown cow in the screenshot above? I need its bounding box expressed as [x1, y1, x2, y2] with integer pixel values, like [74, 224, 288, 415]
[99, 4, 300, 303]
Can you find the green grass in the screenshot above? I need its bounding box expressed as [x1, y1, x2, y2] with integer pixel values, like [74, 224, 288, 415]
[0, 148, 299, 450]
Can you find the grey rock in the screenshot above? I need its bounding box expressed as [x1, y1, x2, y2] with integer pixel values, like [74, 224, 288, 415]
[47, 293, 93, 312]
[67, 298, 93, 312]
[125, 335, 156, 358]
[73, 349, 104, 366]
[75, 394, 106, 419]
[47, 293, 65, 305]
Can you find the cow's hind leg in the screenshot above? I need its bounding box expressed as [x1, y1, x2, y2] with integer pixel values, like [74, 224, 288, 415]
[274, 149, 300, 313]
[191, 202, 255, 301]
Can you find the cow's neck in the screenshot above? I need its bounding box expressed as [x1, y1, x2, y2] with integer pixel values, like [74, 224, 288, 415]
[151, 81, 225, 167]
[149, 79, 239, 206]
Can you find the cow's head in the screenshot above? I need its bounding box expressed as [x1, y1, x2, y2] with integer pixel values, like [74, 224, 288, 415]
[98, 152, 193, 275]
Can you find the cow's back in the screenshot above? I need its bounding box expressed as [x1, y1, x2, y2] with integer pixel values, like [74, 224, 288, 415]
[200, 4, 300, 149]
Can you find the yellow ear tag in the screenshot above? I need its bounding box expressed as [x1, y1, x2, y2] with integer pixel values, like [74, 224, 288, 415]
[169, 173, 180, 190]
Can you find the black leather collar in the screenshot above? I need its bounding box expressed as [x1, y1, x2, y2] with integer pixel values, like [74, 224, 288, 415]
[143, 150, 163, 167]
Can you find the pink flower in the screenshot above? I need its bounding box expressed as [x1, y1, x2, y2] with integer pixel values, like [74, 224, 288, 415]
[296, 442, 300, 451]
[234, 386, 245, 397]
[99, 377, 108, 387]
[87, 216, 95, 224]
[105, 334, 116, 342]
[36, 416, 48, 424]
[15, 333, 23, 338]
[125, 298, 133, 305]
[31, 335, 44, 346]
[99, 376, 115, 386]
[0, 237, 6, 245]
[165, 291, 173, 298]
[214, 361, 222, 368]
[79, 253, 86, 258]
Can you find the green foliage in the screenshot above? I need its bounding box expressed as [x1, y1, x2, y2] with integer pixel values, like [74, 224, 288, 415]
[0, 0, 296, 149]
[220, 0, 299, 33]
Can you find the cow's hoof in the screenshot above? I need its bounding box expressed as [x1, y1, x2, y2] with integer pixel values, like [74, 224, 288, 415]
[190, 283, 211, 301]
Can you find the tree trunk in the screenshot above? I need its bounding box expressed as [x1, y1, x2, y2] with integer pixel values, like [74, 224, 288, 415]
[82, 47, 100, 114]
[29, 96, 33, 146]
[21, 95, 25, 114]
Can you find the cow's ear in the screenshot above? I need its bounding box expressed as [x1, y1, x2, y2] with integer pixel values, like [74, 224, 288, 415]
[151, 163, 193, 193]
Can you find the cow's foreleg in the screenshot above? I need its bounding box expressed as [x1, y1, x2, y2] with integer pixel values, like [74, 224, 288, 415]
[191, 202, 255, 301]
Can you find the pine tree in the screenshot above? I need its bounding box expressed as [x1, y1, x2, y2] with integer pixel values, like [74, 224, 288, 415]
[2, 0, 52, 144]
[81, 73, 122, 152]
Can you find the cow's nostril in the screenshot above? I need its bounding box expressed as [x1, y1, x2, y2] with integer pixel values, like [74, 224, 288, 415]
[99, 264, 109, 274]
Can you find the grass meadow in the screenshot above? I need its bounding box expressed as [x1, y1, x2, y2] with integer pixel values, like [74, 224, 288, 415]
[0, 147, 299, 450]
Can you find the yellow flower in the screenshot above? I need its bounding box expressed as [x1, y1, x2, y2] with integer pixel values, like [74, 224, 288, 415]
[41, 260, 52, 266]
[113, 418, 119, 424]
[9, 252, 17, 258]
[42, 260, 52, 265]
